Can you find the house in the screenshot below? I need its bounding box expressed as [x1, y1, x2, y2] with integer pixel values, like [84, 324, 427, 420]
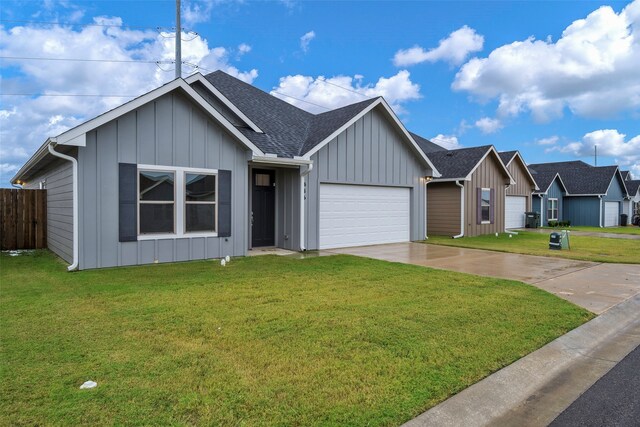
[625, 179, 640, 219]
[528, 161, 628, 227]
[11, 71, 439, 270]
[414, 143, 514, 237]
[498, 151, 539, 229]
[529, 169, 568, 227]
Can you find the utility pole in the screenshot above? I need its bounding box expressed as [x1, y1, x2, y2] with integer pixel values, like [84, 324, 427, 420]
[175, 0, 182, 79]
[594, 145, 597, 166]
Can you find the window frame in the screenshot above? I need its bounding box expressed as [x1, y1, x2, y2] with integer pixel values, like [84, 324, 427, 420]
[184, 171, 218, 234]
[547, 198, 558, 221]
[137, 164, 219, 240]
[480, 187, 491, 224]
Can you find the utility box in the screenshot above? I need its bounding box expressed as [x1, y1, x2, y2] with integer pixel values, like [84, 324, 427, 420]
[560, 230, 571, 249]
[549, 232, 561, 250]
[525, 212, 540, 228]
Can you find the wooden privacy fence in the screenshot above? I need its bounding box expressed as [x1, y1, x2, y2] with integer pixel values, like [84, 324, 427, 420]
[1, 189, 47, 250]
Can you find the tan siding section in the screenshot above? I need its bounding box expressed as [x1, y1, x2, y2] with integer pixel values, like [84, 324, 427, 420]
[465, 154, 510, 236]
[427, 182, 461, 236]
[505, 156, 535, 211]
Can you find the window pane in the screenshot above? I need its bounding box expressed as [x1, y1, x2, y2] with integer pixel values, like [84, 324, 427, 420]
[481, 190, 490, 207]
[482, 206, 490, 222]
[255, 173, 271, 187]
[186, 174, 216, 202]
[186, 204, 216, 232]
[140, 204, 174, 234]
[140, 171, 174, 201]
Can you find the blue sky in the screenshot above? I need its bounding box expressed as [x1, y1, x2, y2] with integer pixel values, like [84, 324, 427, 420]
[1, 0, 639, 186]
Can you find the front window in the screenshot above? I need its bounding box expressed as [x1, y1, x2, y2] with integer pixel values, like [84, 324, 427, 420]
[547, 198, 558, 221]
[481, 188, 491, 223]
[185, 173, 216, 233]
[139, 170, 175, 234]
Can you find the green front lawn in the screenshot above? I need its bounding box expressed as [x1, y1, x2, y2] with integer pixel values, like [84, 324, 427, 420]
[1, 251, 591, 426]
[426, 232, 640, 264]
[543, 225, 640, 235]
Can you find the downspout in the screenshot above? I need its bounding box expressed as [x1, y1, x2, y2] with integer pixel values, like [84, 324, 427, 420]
[299, 163, 314, 251]
[538, 194, 544, 226]
[452, 180, 465, 238]
[598, 195, 603, 228]
[48, 142, 79, 271]
[504, 183, 518, 235]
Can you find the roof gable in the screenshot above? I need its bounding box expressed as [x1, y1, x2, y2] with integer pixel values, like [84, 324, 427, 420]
[529, 161, 626, 196]
[426, 145, 513, 183]
[500, 151, 538, 190]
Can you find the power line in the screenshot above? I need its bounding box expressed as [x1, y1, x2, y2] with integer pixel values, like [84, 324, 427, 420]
[0, 19, 159, 30]
[1, 93, 137, 98]
[1, 55, 165, 64]
[317, 77, 369, 98]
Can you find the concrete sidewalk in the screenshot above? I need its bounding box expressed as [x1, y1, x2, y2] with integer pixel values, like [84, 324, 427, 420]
[402, 294, 640, 427]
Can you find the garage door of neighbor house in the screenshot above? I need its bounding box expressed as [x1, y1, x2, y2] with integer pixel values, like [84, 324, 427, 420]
[505, 196, 527, 229]
[319, 184, 410, 249]
[604, 202, 619, 227]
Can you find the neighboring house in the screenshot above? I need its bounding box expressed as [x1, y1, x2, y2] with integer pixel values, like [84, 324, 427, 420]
[529, 169, 567, 227]
[415, 144, 514, 237]
[621, 170, 631, 181]
[498, 151, 539, 229]
[528, 161, 628, 227]
[625, 180, 640, 218]
[12, 71, 439, 270]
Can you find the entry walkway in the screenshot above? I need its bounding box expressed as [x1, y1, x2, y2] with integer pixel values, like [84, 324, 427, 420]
[326, 242, 640, 314]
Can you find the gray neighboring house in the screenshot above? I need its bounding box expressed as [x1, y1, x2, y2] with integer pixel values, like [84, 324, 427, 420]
[621, 171, 639, 218]
[529, 169, 568, 227]
[528, 161, 628, 227]
[11, 71, 439, 270]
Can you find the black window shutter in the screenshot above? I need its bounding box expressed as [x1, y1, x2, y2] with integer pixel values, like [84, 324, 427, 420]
[218, 170, 232, 237]
[489, 188, 495, 224]
[476, 187, 482, 225]
[119, 163, 138, 242]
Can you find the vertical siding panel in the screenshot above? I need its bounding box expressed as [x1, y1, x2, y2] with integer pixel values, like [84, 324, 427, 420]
[82, 131, 98, 269]
[363, 112, 372, 182]
[173, 94, 191, 167]
[97, 122, 119, 268]
[354, 120, 363, 182]
[337, 132, 347, 182]
[137, 103, 155, 165]
[117, 112, 137, 163]
[156, 95, 173, 166]
[191, 109, 206, 168]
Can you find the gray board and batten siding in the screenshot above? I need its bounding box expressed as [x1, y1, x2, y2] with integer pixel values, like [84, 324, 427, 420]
[23, 156, 75, 263]
[77, 91, 250, 270]
[304, 107, 430, 250]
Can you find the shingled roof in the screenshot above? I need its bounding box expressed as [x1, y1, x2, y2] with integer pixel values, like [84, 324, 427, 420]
[424, 145, 496, 180]
[409, 132, 447, 154]
[626, 180, 640, 196]
[203, 71, 379, 158]
[498, 151, 517, 165]
[528, 161, 624, 195]
[621, 170, 631, 181]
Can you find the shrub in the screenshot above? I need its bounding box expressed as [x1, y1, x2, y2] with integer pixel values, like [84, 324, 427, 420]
[548, 220, 558, 227]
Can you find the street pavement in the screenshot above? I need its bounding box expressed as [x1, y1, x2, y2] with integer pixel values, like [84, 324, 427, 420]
[549, 344, 640, 427]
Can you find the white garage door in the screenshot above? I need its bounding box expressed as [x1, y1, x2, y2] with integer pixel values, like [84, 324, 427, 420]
[505, 196, 527, 229]
[604, 202, 619, 227]
[319, 184, 410, 249]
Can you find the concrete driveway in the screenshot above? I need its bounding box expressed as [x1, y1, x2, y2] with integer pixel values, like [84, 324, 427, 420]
[326, 242, 640, 314]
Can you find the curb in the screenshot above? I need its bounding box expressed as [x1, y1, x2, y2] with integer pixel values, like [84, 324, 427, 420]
[402, 293, 640, 427]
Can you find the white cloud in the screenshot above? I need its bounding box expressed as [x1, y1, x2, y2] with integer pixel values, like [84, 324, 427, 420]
[453, 0, 640, 122]
[300, 31, 315, 53]
[0, 18, 257, 185]
[182, 0, 215, 26]
[238, 43, 251, 55]
[431, 134, 461, 150]
[270, 70, 421, 114]
[536, 136, 559, 146]
[393, 26, 484, 67]
[474, 117, 502, 134]
[547, 129, 640, 174]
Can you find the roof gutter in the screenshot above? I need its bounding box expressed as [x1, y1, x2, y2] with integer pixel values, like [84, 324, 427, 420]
[11, 138, 55, 184]
[251, 155, 312, 167]
[47, 141, 79, 271]
[452, 180, 465, 239]
[299, 163, 314, 251]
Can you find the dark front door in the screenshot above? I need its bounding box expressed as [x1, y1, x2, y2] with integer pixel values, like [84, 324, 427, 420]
[251, 169, 275, 247]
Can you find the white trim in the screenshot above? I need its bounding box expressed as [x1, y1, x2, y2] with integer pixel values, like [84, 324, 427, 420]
[185, 73, 264, 134]
[299, 163, 314, 251]
[466, 146, 515, 185]
[137, 164, 219, 239]
[301, 98, 441, 177]
[452, 180, 465, 238]
[251, 155, 312, 166]
[480, 187, 492, 223]
[47, 143, 78, 272]
[547, 198, 559, 221]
